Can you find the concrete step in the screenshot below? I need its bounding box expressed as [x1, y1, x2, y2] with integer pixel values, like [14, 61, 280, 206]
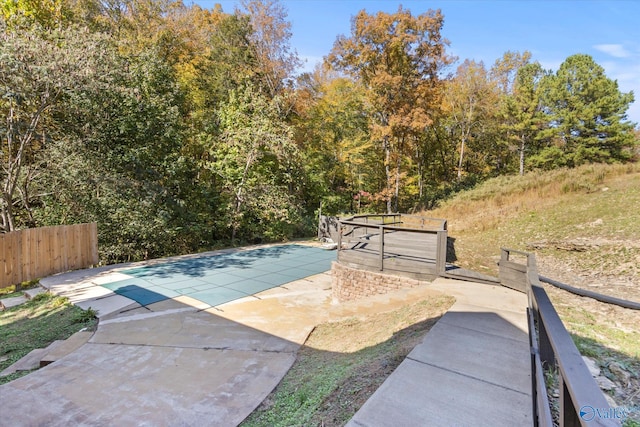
[0, 295, 28, 311]
[40, 331, 93, 367]
[0, 347, 52, 377]
[0, 330, 93, 377]
[24, 287, 47, 300]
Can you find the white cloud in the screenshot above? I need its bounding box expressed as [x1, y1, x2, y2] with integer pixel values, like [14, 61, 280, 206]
[593, 44, 631, 58]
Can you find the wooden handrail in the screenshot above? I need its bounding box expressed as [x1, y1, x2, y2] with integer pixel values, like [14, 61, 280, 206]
[340, 213, 447, 232]
[500, 249, 620, 427]
[338, 220, 443, 234]
[337, 213, 448, 275]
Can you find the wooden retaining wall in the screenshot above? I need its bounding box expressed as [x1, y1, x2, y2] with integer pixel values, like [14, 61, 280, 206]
[0, 223, 98, 288]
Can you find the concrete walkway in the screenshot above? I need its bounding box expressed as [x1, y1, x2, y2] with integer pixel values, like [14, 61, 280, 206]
[0, 245, 454, 426]
[348, 278, 532, 427]
[1, 242, 532, 426]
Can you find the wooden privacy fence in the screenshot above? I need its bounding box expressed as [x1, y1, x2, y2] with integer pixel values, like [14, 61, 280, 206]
[1, 223, 98, 289]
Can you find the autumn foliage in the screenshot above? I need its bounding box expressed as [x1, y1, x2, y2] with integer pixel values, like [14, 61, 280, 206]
[1, 1, 637, 262]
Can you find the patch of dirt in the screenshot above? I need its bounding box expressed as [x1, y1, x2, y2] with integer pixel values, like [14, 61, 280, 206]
[244, 295, 454, 427]
[305, 308, 447, 427]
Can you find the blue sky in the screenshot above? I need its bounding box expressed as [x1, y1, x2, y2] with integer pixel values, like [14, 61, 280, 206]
[193, 0, 640, 124]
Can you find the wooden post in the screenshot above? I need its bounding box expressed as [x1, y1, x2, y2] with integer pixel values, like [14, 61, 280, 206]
[317, 202, 322, 239]
[435, 229, 447, 275]
[379, 225, 384, 271]
[537, 313, 555, 369]
[337, 220, 342, 255]
[560, 375, 581, 427]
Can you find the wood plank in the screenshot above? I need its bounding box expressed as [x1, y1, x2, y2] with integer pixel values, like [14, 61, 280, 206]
[499, 262, 528, 292]
[500, 260, 527, 273]
[5, 232, 23, 288]
[89, 222, 99, 266]
[339, 247, 438, 277]
[445, 267, 500, 285]
[61, 224, 69, 272]
[72, 224, 84, 270]
[0, 223, 98, 288]
[51, 225, 61, 275]
[41, 226, 50, 278]
[337, 259, 437, 281]
[28, 228, 36, 279]
[0, 236, 6, 288]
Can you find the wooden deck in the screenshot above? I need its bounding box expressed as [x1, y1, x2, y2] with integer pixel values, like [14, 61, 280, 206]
[337, 214, 499, 284]
[339, 230, 440, 280]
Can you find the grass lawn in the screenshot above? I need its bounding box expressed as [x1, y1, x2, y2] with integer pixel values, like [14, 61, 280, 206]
[0, 292, 98, 385]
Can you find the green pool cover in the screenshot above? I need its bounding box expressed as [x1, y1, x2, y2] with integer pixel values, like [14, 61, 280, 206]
[100, 245, 335, 307]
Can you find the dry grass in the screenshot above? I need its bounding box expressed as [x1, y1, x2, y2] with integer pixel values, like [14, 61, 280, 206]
[426, 163, 640, 275]
[425, 162, 640, 423]
[431, 163, 635, 221]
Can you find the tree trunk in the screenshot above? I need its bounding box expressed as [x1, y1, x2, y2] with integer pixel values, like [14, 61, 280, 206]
[457, 135, 466, 181]
[1, 192, 14, 232]
[394, 153, 401, 212]
[519, 136, 526, 176]
[231, 151, 256, 243]
[384, 138, 392, 214]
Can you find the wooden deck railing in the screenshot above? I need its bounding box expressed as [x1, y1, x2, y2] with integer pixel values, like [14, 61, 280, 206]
[1, 223, 98, 289]
[499, 248, 620, 427]
[337, 213, 448, 276]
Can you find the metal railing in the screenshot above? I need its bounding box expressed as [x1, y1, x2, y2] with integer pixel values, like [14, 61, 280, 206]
[499, 248, 620, 427]
[337, 213, 448, 275]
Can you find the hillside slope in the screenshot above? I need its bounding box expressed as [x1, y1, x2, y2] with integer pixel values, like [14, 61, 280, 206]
[425, 163, 640, 420]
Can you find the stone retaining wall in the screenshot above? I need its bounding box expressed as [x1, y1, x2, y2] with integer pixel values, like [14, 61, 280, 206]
[331, 261, 427, 302]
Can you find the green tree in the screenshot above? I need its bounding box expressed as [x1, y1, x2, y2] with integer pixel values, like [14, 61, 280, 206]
[329, 6, 452, 212]
[0, 23, 119, 232]
[35, 41, 190, 262]
[443, 60, 499, 181]
[297, 71, 375, 213]
[209, 84, 299, 242]
[499, 61, 546, 175]
[535, 54, 636, 168]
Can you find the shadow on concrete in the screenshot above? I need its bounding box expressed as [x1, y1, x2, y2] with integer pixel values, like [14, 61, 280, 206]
[242, 312, 448, 427]
[0, 268, 456, 427]
[0, 284, 305, 426]
[107, 284, 170, 306]
[2, 262, 559, 427]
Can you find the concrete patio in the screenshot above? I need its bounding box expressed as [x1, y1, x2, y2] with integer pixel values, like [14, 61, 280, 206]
[0, 242, 532, 426]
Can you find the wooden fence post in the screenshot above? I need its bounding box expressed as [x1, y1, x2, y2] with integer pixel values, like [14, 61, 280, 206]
[379, 225, 384, 271]
[435, 229, 447, 275]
